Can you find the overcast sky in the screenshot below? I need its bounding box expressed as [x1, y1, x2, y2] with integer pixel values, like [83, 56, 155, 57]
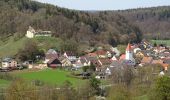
[35, 0, 170, 10]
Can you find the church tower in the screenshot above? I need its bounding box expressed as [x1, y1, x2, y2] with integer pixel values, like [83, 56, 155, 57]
[125, 43, 135, 65]
[126, 43, 133, 60]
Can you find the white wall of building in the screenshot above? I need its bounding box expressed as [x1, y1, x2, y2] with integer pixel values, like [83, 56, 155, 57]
[26, 31, 34, 38]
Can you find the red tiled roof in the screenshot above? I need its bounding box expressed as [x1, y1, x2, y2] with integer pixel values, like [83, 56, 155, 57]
[141, 57, 153, 64]
[87, 53, 97, 57]
[152, 60, 163, 64]
[126, 43, 132, 51]
[161, 63, 169, 71]
[99, 58, 112, 65]
[95, 50, 107, 55]
[119, 54, 125, 60]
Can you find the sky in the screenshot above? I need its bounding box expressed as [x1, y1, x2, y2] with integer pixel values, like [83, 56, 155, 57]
[36, 0, 170, 11]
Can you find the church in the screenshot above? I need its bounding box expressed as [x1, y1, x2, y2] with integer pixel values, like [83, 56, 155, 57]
[125, 43, 136, 65]
[25, 26, 52, 38]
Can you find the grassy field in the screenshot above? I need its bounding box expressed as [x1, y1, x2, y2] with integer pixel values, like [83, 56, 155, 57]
[0, 36, 62, 58]
[151, 40, 170, 46]
[0, 37, 28, 57]
[13, 69, 86, 87]
[135, 95, 148, 100]
[33, 36, 62, 51]
[0, 79, 10, 88]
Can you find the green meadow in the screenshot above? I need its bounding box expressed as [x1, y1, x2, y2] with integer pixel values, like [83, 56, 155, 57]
[0, 79, 10, 88]
[151, 40, 170, 46]
[14, 69, 86, 87]
[0, 36, 62, 58]
[0, 37, 28, 57]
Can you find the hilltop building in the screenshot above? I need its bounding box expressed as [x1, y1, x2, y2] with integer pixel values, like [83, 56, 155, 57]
[26, 26, 52, 38]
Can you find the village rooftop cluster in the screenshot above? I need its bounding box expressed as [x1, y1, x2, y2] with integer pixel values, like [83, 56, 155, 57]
[1, 30, 170, 78]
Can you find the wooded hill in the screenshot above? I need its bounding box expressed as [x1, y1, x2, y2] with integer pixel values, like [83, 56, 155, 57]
[0, 0, 170, 46]
[0, 0, 141, 46]
[117, 6, 170, 40]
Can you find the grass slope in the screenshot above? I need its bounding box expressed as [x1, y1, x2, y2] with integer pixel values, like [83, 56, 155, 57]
[0, 36, 62, 58]
[0, 79, 10, 88]
[33, 37, 62, 51]
[151, 40, 170, 46]
[0, 37, 28, 57]
[135, 95, 148, 100]
[15, 69, 86, 87]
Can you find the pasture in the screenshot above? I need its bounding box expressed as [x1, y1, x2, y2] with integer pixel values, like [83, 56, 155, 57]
[0, 36, 62, 58]
[0, 79, 10, 88]
[13, 69, 86, 87]
[151, 40, 170, 46]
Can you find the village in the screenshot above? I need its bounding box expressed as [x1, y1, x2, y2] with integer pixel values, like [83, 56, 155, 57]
[1, 0, 170, 99]
[0, 27, 170, 79]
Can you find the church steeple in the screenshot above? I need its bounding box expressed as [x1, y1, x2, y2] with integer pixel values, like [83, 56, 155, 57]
[125, 43, 136, 65]
[125, 43, 133, 60]
[126, 43, 132, 52]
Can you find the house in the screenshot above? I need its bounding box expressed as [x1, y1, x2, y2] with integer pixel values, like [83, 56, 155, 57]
[110, 47, 120, 56]
[153, 46, 166, 54]
[25, 26, 36, 38]
[86, 53, 98, 58]
[73, 56, 92, 68]
[110, 60, 122, 68]
[161, 63, 169, 71]
[79, 57, 91, 66]
[1, 58, 17, 69]
[152, 59, 163, 65]
[159, 52, 170, 59]
[105, 61, 124, 76]
[105, 67, 111, 75]
[110, 56, 118, 61]
[133, 48, 141, 54]
[47, 57, 62, 68]
[44, 49, 59, 63]
[98, 58, 112, 67]
[26, 26, 51, 38]
[119, 54, 126, 61]
[162, 58, 170, 64]
[95, 58, 112, 71]
[73, 59, 84, 69]
[159, 71, 165, 76]
[142, 50, 153, 57]
[140, 39, 152, 50]
[106, 51, 112, 58]
[64, 51, 77, 62]
[95, 50, 107, 58]
[135, 51, 145, 59]
[86, 57, 98, 65]
[58, 56, 72, 67]
[30, 64, 47, 69]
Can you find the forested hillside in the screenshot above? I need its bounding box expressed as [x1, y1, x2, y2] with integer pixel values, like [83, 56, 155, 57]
[1, 0, 170, 47]
[118, 6, 170, 39]
[0, 0, 141, 46]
